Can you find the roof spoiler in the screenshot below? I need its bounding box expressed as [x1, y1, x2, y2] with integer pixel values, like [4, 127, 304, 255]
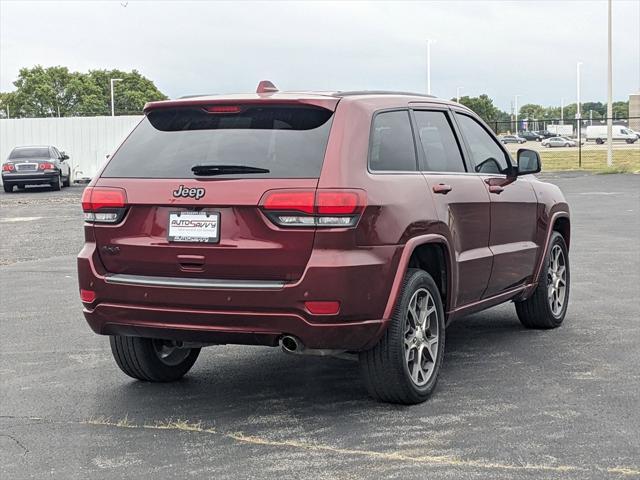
[257, 80, 278, 94]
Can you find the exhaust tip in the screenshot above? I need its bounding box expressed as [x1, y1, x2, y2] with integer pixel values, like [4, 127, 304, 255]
[279, 335, 301, 353]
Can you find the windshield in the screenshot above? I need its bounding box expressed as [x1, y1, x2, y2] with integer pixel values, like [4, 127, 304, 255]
[9, 147, 50, 159]
[101, 105, 334, 179]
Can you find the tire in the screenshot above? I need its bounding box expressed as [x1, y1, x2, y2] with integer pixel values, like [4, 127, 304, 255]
[3, 183, 13, 193]
[359, 269, 445, 404]
[62, 174, 71, 187]
[109, 336, 201, 382]
[626, 139, 634, 144]
[51, 174, 61, 191]
[596, 138, 604, 145]
[515, 232, 570, 329]
[564, 143, 570, 147]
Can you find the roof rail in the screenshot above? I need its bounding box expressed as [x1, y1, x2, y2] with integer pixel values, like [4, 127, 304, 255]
[257, 80, 278, 94]
[333, 90, 436, 98]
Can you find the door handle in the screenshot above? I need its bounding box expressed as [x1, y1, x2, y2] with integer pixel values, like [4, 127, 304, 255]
[488, 185, 504, 194]
[433, 184, 453, 194]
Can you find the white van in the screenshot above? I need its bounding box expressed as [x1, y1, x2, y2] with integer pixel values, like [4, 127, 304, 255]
[585, 125, 638, 144]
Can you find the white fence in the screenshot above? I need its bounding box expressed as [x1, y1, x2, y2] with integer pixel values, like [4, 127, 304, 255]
[0, 115, 142, 184]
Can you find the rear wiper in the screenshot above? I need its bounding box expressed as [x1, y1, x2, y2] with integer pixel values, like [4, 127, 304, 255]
[191, 164, 270, 176]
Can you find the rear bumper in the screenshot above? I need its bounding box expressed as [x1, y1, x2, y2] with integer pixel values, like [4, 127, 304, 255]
[2, 171, 58, 184]
[78, 242, 400, 350]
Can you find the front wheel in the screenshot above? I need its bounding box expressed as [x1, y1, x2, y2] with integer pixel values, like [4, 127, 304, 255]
[359, 269, 445, 404]
[515, 232, 570, 329]
[110, 336, 201, 382]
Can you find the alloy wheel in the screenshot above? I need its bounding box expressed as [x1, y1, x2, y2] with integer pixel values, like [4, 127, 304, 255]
[547, 245, 567, 317]
[404, 288, 439, 386]
[152, 339, 192, 366]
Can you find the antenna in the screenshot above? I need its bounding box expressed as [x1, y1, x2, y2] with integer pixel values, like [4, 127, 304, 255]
[256, 80, 278, 94]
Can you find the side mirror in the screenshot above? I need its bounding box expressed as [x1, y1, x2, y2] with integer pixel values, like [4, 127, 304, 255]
[61, 152, 69, 160]
[517, 149, 541, 175]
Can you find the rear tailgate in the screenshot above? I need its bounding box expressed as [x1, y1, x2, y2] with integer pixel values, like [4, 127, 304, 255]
[89, 101, 337, 282]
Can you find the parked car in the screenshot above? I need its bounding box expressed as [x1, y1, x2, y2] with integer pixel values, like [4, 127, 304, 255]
[500, 135, 526, 144]
[78, 82, 571, 405]
[519, 131, 544, 141]
[536, 130, 557, 139]
[585, 125, 638, 144]
[2, 145, 72, 193]
[542, 136, 577, 148]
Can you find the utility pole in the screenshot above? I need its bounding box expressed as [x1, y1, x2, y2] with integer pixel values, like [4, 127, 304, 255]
[576, 62, 583, 167]
[456, 86, 463, 103]
[110, 78, 123, 117]
[514, 95, 522, 134]
[426, 39, 435, 95]
[561, 98, 564, 124]
[606, 0, 613, 167]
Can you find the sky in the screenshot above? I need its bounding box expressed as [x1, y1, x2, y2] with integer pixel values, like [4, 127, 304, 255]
[1, 0, 639, 111]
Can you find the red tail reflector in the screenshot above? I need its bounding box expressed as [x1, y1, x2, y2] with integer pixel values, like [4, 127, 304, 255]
[305, 301, 340, 315]
[205, 105, 242, 113]
[263, 191, 315, 214]
[80, 289, 96, 303]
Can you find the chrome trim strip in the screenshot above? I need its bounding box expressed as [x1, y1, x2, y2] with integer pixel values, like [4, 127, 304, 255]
[104, 274, 286, 290]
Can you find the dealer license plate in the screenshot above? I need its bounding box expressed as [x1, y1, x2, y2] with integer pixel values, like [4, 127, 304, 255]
[168, 212, 219, 243]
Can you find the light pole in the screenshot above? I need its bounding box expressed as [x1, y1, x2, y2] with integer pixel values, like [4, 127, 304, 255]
[560, 97, 564, 124]
[456, 86, 463, 103]
[606, 0, 613, 167]
[576, 62, 583, 121]
[426, 39, 435, 95]
[514, 94, 522, 134]
[110, 78, 122, 117]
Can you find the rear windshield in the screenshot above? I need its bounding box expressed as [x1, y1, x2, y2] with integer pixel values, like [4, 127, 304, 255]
[101, 105, 334, 179]
[9, 147, 50, 159]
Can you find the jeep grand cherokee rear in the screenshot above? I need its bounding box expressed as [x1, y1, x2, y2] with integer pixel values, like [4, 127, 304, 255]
[78, 84, 570, 404]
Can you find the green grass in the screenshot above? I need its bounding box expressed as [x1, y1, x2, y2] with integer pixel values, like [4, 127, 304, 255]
[540, 148, 640, 172]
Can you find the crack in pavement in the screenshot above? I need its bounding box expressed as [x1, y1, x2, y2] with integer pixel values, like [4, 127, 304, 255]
[0, 433, 30, 456]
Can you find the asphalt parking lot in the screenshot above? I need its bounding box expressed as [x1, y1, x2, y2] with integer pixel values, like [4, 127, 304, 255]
[1, 174, 639, 479]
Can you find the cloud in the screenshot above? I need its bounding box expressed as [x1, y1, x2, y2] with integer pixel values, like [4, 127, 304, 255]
[1, 0, 638, 110]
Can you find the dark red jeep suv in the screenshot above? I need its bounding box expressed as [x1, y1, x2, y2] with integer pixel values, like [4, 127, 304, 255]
[78, 82, 570, 404]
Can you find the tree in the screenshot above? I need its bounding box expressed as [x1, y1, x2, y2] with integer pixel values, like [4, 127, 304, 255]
[1, 65, 167, 118]
[454, 94, 504, 125]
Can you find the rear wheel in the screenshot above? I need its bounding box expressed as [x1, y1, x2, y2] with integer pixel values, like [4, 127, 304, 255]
[359, 269, 445, 404]
[3, 183, 13, 193]
[109, 336, 201, 382]
[515, 232, 569, 329]
[51, 174, 61, 191]
[596, 138, 604, 145]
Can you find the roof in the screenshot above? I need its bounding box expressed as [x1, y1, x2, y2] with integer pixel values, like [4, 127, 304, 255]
[145, 81, 456, 113]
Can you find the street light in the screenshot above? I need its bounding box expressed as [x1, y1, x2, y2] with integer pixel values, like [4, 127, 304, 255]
[110, 78, 123, 117]
[456, 86, 463, 103]
[514, 94, 522, 134]
[606, 0, 613, 167]
[560, 97, 564, 124]
[426, 39, 436, 95]
[576, 62, 583, 120]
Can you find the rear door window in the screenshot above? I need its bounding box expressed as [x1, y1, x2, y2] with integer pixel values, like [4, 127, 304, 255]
[101, 105, 334, 179]
[413, 110, 466, 173]
[369, 110, 418, 172]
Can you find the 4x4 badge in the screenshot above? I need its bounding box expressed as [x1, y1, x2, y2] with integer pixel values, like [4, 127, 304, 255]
[173, 185, 205, 200]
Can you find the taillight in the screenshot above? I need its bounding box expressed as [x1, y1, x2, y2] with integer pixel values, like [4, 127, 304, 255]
[2, 164, 14, 172]
[261, 189, 366, 228]
[205, 105, 242, 114]
[38, 162, 55, 170]
[82, 187, 127, 223]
